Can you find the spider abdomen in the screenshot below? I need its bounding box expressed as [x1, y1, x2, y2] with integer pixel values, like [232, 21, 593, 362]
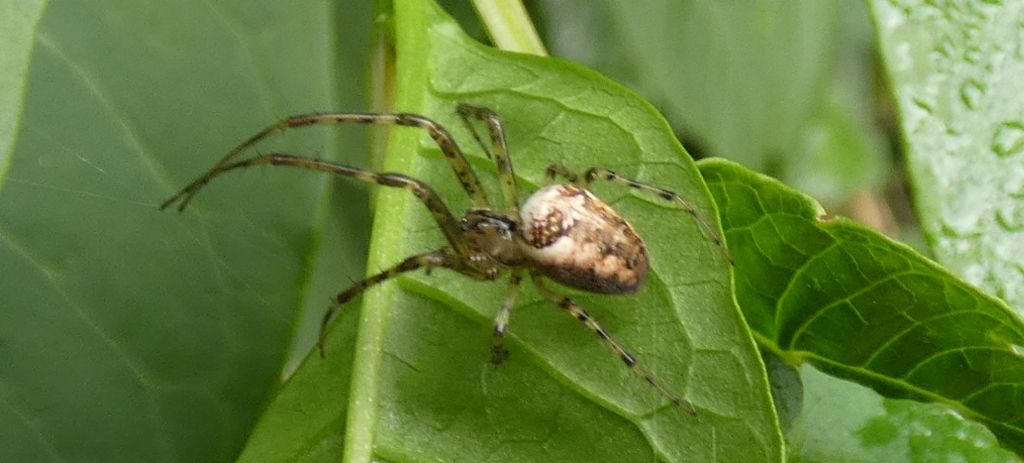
[519, 184, 649, 294]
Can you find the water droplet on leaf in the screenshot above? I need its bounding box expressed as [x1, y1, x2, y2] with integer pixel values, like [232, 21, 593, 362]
[992, 121, 1024, 157]
[959, 78, 986, 109]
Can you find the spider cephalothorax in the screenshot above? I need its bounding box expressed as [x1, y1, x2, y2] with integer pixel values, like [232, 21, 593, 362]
[459, 208, 525, 269]
[162, 103, 731, 415]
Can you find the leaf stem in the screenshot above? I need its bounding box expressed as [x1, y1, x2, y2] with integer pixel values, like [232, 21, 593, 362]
[470, 0, 547, 56]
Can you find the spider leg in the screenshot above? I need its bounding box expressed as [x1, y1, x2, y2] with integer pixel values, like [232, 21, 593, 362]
[544, 163, 579, 184]
[582, 167, 734, 265]
[160, 112, 489, 211]
[456, 104, 519, 211]
[531, 274, 697, 415]
[490, 271, 524, 364]
[318, 249, 452, 357]
[455, 107, 494, 160]
[161, 153, 472, 255]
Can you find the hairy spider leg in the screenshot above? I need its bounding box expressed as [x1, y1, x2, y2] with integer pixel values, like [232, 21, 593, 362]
[544, 164, 579, 184]
[531, 275, 697, 415]
[582, 167, 734, 264]
[456, 108, 494, 160]
[160, 112, 490, 212]
[456, 103, 519, 211]
[547, 164, 734, 265]
[318, 250, 451, 357]
[162, 153, 472, 257]
[490, 271, 524, 364]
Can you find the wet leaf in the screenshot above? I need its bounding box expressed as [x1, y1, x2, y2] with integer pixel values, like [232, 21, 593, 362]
[871, 0, 1024, 314]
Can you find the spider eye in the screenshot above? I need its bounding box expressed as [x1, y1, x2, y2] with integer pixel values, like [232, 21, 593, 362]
[461, 211, 517, 239]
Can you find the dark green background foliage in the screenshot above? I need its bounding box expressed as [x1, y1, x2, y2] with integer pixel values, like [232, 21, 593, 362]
[2, 0, 1023, 462]
[1, 1, 370, 461]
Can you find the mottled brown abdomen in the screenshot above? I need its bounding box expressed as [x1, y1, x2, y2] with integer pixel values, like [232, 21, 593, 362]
[519, 185, 648, 293]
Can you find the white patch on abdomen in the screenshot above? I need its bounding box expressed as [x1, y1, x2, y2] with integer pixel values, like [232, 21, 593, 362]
[519, 184, 648, 293]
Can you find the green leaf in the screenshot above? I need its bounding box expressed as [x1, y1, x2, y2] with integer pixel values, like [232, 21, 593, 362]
[0, 1, 370, 461]
[870, 0, 1024, 315]
[700, 158, 1024, 453]
[235, 305, 361, 462]
[0, 0, 46, 183]
[600, 0, 839, 173]
[240, 1, 782, 462]
[777, 0, 890, 207]
[781, 93, 888, 208]
[541, 1, 891, 208]
[787, 364, 1019, 463]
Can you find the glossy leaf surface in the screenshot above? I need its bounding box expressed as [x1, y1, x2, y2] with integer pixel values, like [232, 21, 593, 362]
[701, 158, 1024, 453]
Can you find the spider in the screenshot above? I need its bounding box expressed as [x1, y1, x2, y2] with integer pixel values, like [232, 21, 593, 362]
[161, 103, 732, 415]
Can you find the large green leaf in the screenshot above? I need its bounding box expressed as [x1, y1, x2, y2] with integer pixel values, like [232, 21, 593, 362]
[0, 1, 370, 461]
[239, 1, 782, 462]
[700, 158, 1024, 453]
[870, 0, 1024, 315]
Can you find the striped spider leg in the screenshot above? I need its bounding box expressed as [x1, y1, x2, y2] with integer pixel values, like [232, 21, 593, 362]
[455, 103, 525, 363]
[545, 164, 734, 264]
[160, 112, 492, 212]
[456, 103, 519, 211]
[159, 111, 514, 355]
[162, 105, 727, 414]
[531, 275, 698, 415]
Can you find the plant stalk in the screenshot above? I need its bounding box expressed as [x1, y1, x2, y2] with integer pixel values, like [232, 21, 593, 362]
[470, 0, 547, 56]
